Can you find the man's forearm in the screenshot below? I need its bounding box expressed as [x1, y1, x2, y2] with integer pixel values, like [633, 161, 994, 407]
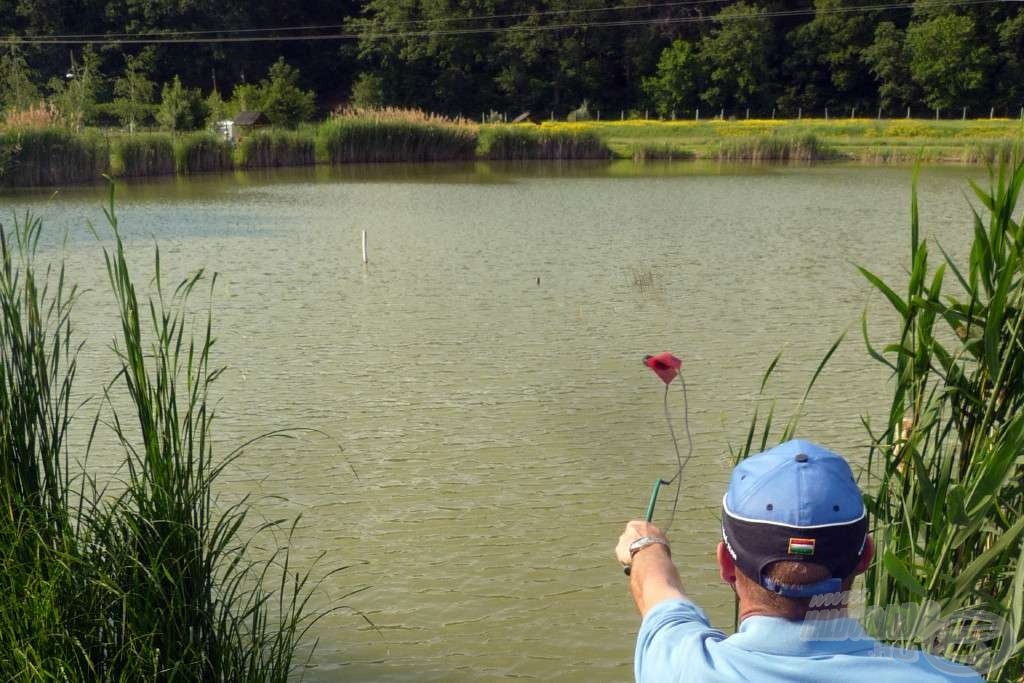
[629, 545, 687, 617]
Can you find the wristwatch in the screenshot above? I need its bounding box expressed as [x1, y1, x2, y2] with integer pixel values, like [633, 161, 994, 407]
[628, 535, 670, 559]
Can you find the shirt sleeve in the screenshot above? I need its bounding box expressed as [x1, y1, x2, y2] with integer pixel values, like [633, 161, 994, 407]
[635, 598, 727, 683]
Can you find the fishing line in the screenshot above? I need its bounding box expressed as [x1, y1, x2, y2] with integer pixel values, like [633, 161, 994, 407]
[659, 368, 694, 535]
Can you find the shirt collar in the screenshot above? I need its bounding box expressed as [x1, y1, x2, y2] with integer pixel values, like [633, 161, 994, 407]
[727, 615, 876, 657]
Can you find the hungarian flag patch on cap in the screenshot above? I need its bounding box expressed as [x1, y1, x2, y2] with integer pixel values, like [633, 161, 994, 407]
[788, 538, 816, 555]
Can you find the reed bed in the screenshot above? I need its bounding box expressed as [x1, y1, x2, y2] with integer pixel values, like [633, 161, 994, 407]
[0, 127, 108, 186]
[321, 107, 478, 163]
[111, 133, 175, 177]
[714, 134, 832, 162]
[235, 129, 316, 169]
[175, 132, 233, 174]
[629, 143, 695, 161]
[963, 139, 1019, 165]
[0, 193, 334, 679]
[478, 125, 610, 160]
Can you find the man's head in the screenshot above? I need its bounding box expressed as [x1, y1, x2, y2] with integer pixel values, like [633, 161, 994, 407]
[716, 440, 872, 619]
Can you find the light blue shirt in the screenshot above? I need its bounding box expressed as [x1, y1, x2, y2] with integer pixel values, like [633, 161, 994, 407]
[636, 599, 984, 682]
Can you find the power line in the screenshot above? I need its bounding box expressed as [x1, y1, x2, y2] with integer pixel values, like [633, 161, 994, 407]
[0, 0, 1002, 46]
[11, 0, 733, 40]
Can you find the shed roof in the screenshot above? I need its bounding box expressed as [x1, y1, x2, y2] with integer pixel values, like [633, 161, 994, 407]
[234, 111, 269, 126]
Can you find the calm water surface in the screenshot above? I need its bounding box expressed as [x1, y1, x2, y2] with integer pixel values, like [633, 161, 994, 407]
[1, 161, 983, 681]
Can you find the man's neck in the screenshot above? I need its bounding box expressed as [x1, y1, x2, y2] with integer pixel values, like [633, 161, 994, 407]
[738, 602, 853, 622]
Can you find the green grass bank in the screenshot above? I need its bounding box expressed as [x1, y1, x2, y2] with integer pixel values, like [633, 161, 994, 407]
[565, 117, 1024, 162]
[3, 115, 1024, 187]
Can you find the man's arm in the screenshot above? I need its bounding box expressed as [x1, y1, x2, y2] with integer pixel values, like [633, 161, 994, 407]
[616, 521, 687, 618]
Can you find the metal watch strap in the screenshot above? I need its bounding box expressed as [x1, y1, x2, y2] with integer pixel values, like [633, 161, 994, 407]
[628, 535, 670, 559]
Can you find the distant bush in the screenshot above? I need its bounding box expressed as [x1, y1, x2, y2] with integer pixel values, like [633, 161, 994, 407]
[349, 72, 384, 109]
[156, 76, 207, 132]
[566, 100, 593, 122]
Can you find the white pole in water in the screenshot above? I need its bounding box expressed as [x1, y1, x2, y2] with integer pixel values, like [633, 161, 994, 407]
[361, 230, 368, 264]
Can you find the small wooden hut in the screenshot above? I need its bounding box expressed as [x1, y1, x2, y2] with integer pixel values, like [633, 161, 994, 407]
[229, 111, 270, 142]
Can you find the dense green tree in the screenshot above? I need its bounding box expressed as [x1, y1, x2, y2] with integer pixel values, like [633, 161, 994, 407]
[112, 49, 155, 132]
[156, 75, 206, 131]
[257, 58, 316, 128]
[0, 44, 40, 112]
[780, 0, 878, 113]
[350, 72, 384, 108]
[204, 89, 229, 126]
[642, 40, 701, 117]
[906, 13, 990, 111]
[47, 45, 104, 129]
[699, 2, 774, 112]
[862, 21, 915, 112]
[995, 13, 1024, 110]
[0, 0, 1021, 122]
[230, 83, 262, 115]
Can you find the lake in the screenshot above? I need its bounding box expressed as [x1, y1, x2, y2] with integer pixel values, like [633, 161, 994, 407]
[0, 160, 983, 681]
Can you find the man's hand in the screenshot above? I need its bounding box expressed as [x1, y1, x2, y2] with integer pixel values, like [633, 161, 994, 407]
[616, 520, 669, 566]
[617, 520, 685, 617]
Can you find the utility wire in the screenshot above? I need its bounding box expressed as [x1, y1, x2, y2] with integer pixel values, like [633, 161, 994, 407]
[6, 0, 734, 40]
[0, 0, 1001, 45]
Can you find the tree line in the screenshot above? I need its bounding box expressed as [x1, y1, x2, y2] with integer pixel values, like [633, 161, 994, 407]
[1, 0, 1021, 128]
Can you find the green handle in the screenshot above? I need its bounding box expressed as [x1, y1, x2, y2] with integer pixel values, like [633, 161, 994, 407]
[625, 478, 667, 576]
[643, 478, 664, 522]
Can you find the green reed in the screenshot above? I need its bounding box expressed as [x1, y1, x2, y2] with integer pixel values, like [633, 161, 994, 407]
[319, 112, 477, 163]
[629, 143, 695, 161]
[856, 163, 1024, 679]
[715, 134, 832, 162]
[111, 133, 176, 177]
[735, 164, 1024, 678]
[478, 125, 610, 160]
[0, 127, 108, 186]
[0, 189, 338, 680]
[234, 129, 316, 169]
[174, 132, 233, 174]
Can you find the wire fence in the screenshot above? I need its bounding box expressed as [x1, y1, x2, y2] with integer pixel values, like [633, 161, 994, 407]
[480, 104, 1024, 123]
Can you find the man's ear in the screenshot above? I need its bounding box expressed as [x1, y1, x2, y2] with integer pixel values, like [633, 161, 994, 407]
[717, 541, 737, 586]
[853, 534, 874, 576]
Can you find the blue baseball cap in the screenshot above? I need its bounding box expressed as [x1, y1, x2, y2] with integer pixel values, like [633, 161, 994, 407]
[721, 439, 868, 598]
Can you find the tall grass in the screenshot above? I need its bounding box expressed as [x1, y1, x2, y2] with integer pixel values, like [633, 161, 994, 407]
[963, 139, 1019, 165]
[321, 107, 478, 163]
[111, 133, 175, 177]
[235, 129, 316, 169]
[0, 191, 337, 679]
[0, 127, 108, 186]
[715, 134, 833, 162]
[175, 132, 233, 174]
[478, 125, 610, 160]
[629, 143, 695, 161]
[856, 164, 1024, 679]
